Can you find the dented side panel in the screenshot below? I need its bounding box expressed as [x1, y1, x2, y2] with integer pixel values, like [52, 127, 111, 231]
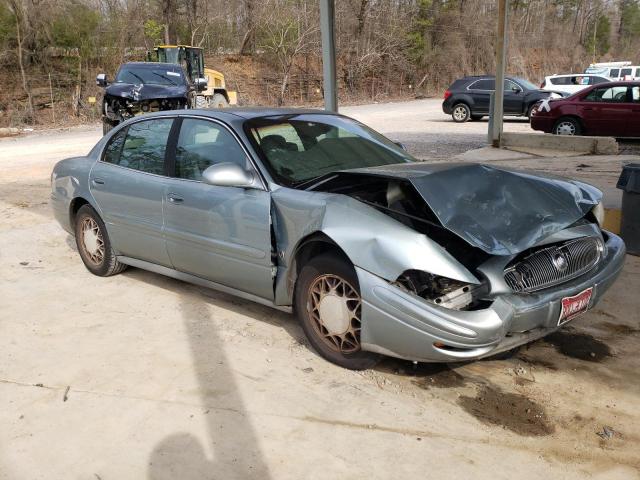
[271, 187, 480, 306]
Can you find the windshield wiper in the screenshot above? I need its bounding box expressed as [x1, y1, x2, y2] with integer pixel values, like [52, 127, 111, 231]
[124, 72, 145, 84]
[151, 72, 178, 85]
[294, 172, 338, 190]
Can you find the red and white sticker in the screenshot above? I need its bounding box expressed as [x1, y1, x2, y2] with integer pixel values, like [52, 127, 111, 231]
[558, 287, 593, 326]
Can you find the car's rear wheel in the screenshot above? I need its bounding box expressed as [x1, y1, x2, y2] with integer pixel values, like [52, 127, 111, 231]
[451, 103, 471, 123]
[526, 103, 537, 119]
[553, 117, 582, 136]
[294, 253, 381, 370]
[74, 204, 126, 277]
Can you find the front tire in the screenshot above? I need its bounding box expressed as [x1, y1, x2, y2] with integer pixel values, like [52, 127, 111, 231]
[553, 117, 582, 136]
[451, 103, 471, 123]
[74, 205, 126, 277]
[195, 95, 208, 108]
[294, 253, 381, 370]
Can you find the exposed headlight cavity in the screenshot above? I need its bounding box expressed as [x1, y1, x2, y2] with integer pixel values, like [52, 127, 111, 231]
[393, 270, 489, 311]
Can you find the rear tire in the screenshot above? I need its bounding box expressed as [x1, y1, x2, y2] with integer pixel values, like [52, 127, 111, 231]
[553, 117, 582, 136]
[294, 253, 381, 370]
[211, 93, 229, 109]
[451, 103, 471, 123]
[74, 205, 126, 277]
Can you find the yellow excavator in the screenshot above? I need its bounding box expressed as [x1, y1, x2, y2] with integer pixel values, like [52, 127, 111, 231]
[148, 45, 237, 108]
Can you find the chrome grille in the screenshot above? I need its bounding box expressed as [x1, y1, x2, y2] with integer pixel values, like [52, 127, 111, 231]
[504, 237, 603, 293]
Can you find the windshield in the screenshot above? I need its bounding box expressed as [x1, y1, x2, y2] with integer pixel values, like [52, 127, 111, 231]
[245, 114, 415, 187]
[515, 78, 538, 90]
[115, 66, 184, 86]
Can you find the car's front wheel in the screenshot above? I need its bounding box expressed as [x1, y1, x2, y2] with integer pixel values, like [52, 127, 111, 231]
[451, 103, 471, 123]
[553, 117, 582, 135]
[74, 204, 126, 277]
[294, 253, 381, 370]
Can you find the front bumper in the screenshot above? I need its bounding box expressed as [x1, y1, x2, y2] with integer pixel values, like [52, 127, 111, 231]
[357, 232, 626, 362]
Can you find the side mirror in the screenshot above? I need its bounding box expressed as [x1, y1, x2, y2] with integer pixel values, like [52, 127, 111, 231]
[394, 141, 407, 151]
[202, 162, 255, 188]
[194, 77, 208, 92]
[512, 86, 522, 93]
[96, 73, 108, 87]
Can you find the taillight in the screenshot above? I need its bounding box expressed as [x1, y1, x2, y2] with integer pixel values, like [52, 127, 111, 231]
[444, 90, 452, 100]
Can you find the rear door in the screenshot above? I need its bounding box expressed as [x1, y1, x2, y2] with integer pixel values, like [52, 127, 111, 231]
[90, 117, 174, 266]
[467, 78, 494, 113]
[162, 117, 274, 300]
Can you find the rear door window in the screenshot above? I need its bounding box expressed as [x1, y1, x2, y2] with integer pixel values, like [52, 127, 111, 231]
[621, 68, 632, 77]
[107, 119, 173, 175]
[591, 76, 608, 85]
[103, 129, 127, 165]
[551, 77, 571, 85]
[469, 79, 495, 90]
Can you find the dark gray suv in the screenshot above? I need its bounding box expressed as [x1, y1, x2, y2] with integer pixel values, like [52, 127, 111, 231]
[442, 75, 555, 122]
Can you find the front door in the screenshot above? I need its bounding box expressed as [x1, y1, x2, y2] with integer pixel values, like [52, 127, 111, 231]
[90, 117, 174, 266]
[580, 85, 634, 137]
[504, 79, 524, 114]
[162, 117, 274, 300]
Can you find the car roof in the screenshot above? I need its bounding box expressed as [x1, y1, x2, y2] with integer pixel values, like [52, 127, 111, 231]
[547, 73, 604, 77]
[120, 107, 336, 123]
[121, 62, 182, 69]
[202, 107, 330, 119]
[586, 81, 640, 87]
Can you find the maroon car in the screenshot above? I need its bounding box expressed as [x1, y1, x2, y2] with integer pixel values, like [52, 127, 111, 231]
[530, 81, 640, 137]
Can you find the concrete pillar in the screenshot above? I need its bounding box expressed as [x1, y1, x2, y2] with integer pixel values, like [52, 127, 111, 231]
[490, 0, 509, 147]
[320, 0, 338, 112]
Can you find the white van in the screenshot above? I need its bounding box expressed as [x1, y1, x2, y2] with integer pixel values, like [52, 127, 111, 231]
[585, 61, 640, 80]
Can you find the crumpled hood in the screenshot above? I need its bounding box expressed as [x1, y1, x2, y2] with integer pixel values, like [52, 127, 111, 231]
[105, 82, 189, 101]
[327, 162, 602, 256]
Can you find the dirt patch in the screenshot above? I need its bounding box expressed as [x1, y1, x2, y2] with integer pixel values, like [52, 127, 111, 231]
[458, 385, 554, 437]
[598, 321, 640, 336]
[544, 330, 611, 362]
[515, 354, 559, 371]
[376, 360, 468, 389]
[412, 368, 468, 389]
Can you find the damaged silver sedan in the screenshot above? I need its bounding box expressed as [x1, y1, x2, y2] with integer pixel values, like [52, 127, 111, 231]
[50, 109, 626, 369]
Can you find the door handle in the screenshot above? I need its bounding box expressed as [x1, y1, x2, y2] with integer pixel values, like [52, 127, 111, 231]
[167, 193, 184, 203]
[583, 107, 593, 111]
[91, 178, 105, 185]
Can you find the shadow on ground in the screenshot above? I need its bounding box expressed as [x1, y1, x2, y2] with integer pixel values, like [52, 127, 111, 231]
[147, 280, 275, 479]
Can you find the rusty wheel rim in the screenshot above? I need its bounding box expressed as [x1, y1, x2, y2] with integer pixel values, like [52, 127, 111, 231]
[307, 274, 362, 354]
[80, 216, 105, 266]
